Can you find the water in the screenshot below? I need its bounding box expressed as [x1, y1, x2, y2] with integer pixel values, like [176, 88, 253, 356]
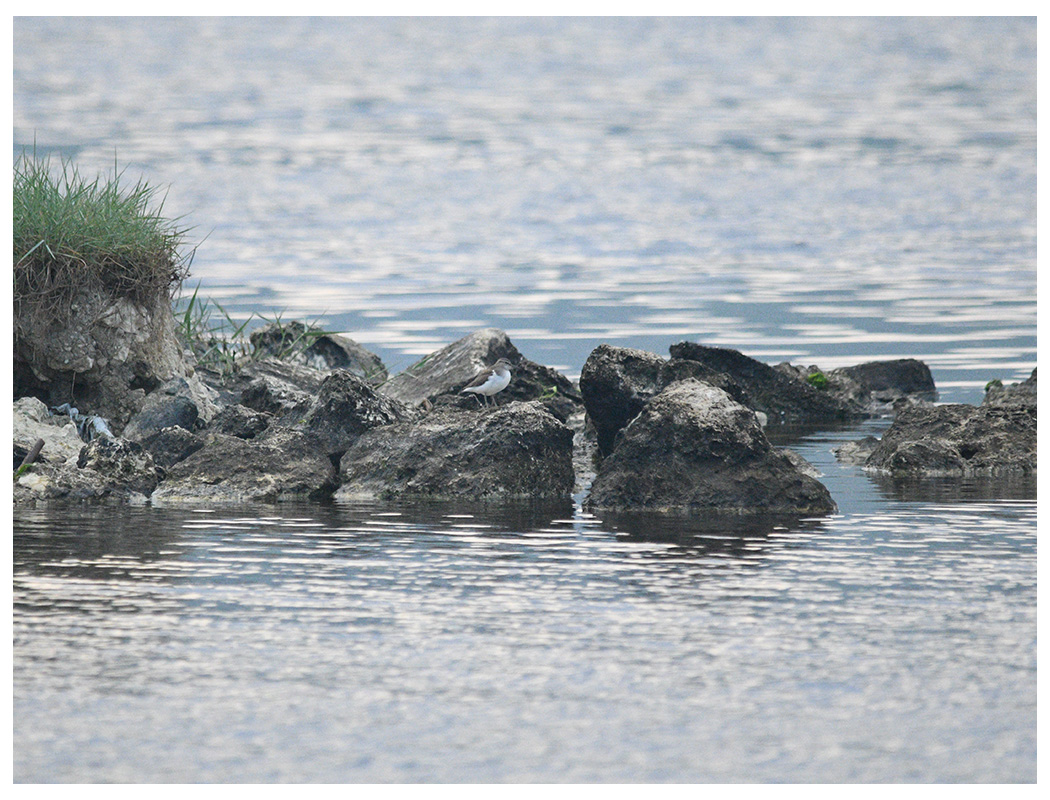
[11, 17, 1036, 782]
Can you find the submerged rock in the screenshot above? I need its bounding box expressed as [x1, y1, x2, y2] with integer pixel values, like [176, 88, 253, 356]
[151, 429, 337, 504]
[585, 380, 837, 515]
[336, 401, 575, 502]
[379, 328, 581, 418]
[579, 343, 750, 456]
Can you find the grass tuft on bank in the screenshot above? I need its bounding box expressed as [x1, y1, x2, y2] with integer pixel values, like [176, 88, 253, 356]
[13, 151, 192, 330]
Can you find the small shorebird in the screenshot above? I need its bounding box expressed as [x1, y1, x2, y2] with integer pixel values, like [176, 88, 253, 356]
[461, 357, 513, 407]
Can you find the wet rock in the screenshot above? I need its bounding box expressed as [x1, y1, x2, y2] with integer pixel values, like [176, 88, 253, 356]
[207, 404, 274, 440]
[139, 426, 205, 468]
[151, 429, 337, 504]
[579, 343, 750, 456]
[983, 368, 1036, 411]
[379, 328, 581, 419]
[12, 397, 85, 467]
[121, 378, 201, 441]
[863, 403, 1036, 477]
[250, 321, 388, 385]
[336, 401, 575, 502]
[669, 341, 854, 424]
[286, 369, 418, 457]
[584, 379, 837, 515]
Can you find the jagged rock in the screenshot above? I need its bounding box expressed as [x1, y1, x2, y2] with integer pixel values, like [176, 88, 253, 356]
[12, 397, 85, 467]
[151, 429, 337, 504]
[336, 401, 575, 502]
[863, 403, 1035, 477]
[121, 378, 201, 441]
[584, 379, 837, 515]
[139, 426, 205, 468]
[238, 360, 321, 421]
[15, 436, 159, 505]
[983, 369, 1036, 411]
[579, 343, 750, 456]
[379, 328, 581, 419]
[249, 321, 388, 385]
[207, 404, 274, 439]
[285, 369, 417, 457]
[669, 341, 854, 424]
[76, 437, 160, 495]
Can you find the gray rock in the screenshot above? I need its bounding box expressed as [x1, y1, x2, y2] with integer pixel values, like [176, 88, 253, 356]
[250, 321, 388, 385]
[579, 343, 749, 456]
[983, 368, 1036, 411]
[12, 397, 85, 466]
[121, 378, 200, 441]
[669, 341, 854, 424]
[15, 436, 161, 505]
[336, 401, 575, 502]
[287, 369, 417, 457]
[76, 437, 160, 496]
[207, 404, 274, 439]
[584, 379, 837, 515]
[834, 436, 881, 466]
[864, 403, 1035, 477]
[379, 328, 581, 418]
[151, 429, 337, 504]
[139, 426, 205, 468]
[239, 362, 319, 421]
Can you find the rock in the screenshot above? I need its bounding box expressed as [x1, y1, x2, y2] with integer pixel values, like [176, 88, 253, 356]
[863, 403, 1036, 477]
[834, 436, 881, 466]
[151, 429, 337, 504]
[76, 437, 160, 496]
[121, 378, 201, 441]
[379, 328, 581, 418]
[287, 369, 418, 457]
[669, 341, 854, 424]
[207, 404, 274, 439]
[139, 426, 205, 468]
[239, 366, 317, 421]
[579, 343, 750, 456]
[983, 368, 1036, 411]
[249, 321, 388, 385]
[830, 359, 936, 401]
[584, 379, 837, 515]
[336, 401, 575, 502]
[15, 436, 159, 505]
[12, 397, 85, 467]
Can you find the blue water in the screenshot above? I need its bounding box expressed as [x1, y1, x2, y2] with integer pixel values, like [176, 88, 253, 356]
[12, 17, 1036, 783]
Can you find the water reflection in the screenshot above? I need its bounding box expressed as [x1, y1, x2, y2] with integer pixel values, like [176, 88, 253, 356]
[867, 472, 1037, 503]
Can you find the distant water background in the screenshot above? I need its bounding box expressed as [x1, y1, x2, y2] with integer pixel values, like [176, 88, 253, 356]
[12, 17, 1036, 783]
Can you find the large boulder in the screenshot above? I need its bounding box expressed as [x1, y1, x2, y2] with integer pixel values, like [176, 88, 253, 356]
[336, 401, 575, 502]
[668, 342, 854, 424]
[863, 402, 1035, 477]
[579, 343, 750, 456]
[584, 379, 837, 515]
[150, 429, 337, 504]
[378, 328, 581, 418]
[249, 321, 388, 385]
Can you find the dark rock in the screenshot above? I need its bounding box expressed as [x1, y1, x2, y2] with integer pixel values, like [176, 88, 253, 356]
[207, 404, 274, 439]
[336, 401, 575, 502]
[139, 426, 205, 468]
[286, 369, 418, 457]
[379, 328, 581, 418]
[151, 429, 337, 504]
[121, 378, 200, 441]
[983, 368, 1036, 411]
[831, 359, 936, 399]
[584, 379, 837, 515]
[864, 403, 1036, 477]
[239, 365, 318, 421]
[579, 343, 750, 456]
[75, 437, 161, 497]
[669, 341, 854, 424]
[250, 321, 388, 385]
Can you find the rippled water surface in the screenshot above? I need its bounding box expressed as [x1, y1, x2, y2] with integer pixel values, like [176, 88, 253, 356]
[12, 17, 1036, 783]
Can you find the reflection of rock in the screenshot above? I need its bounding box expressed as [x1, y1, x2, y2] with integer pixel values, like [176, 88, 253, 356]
[379, 328, 581, 420]
[151, 429, 337, 504]
[337, 401, 575, 502]
[864, 402, 1036, 477]
[585, 380, 837, 515]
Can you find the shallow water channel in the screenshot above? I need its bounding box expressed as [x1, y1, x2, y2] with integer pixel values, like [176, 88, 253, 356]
[12, 17, 1037, 782]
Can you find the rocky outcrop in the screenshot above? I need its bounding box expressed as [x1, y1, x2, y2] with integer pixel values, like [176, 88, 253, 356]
[249, 321, 388, 385]
[378, 328, 581, 419]
[585, 380, 837, 515]
[579, 343, 750, 456]
[336, 402, 575, 502]
[151, 429, 337, 504]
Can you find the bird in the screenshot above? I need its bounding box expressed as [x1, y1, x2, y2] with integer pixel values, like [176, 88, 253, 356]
[461, 357, 514, 407]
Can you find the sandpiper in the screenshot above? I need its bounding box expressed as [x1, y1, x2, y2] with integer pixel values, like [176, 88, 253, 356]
[461, 357, 513, 407]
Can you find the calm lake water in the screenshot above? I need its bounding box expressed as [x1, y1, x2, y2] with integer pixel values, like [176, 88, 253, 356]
[12, 17, 1036, 783]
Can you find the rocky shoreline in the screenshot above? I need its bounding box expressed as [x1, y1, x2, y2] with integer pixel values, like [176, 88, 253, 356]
[12, 319, 1036, 514]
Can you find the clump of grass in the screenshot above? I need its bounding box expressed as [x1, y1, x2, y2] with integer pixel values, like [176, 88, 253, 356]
[806, 370, 829, 390]
[13, 150, 192, 334]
